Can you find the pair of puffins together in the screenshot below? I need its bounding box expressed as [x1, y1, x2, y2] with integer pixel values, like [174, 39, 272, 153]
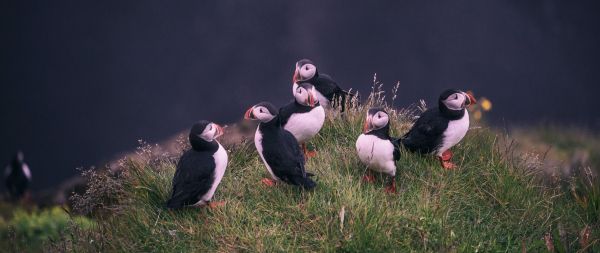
[166, 58, 476, 209]
[356, 89, 476, 193]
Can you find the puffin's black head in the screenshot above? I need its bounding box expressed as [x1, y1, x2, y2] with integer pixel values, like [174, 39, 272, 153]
[11, 151, 24, 167]
[293, 59, 317, 83]
[438, 89, 477, 111]
[363, 107, 391, 134]
[244, 102, 278, 123]
[189, 120, 224, 149]
[294, 82, 319, 107]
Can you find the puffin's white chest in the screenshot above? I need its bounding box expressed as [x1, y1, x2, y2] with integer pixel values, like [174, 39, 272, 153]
[284, 106, 325, 143]
[437, 111, 470, 156]
[201, 142, 228, 201]
[22, 164, 31, 180]
[355, 134, 396, 176]
[293, 82, 330, 108]
[254, 127, 278, 180]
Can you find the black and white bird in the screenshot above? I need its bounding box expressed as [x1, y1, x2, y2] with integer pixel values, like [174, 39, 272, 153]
[399, 89, 476, 169]
[4, 151, 31, 201]
[292, 59, 354, 111]
[244, 102, 316, 189]
[355, 108, 400, 193]
[280, 82, 326, 157]
[166, 121, 228, 209]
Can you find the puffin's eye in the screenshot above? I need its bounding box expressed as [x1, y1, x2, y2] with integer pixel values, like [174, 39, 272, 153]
[209, 125, 213, 130]
[259, 108, 264, 113]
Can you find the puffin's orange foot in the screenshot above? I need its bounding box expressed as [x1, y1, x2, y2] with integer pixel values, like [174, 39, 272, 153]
[384, 180, 397, 194]
[441, 150, 453, 161]
[384, 185, 397, 194]
[440, 160, 457, 170]
[305, 149, 317, 158]
[362, 174, 375, 183]
[261, 178, 277, 187]
[208, 201, 226, 209]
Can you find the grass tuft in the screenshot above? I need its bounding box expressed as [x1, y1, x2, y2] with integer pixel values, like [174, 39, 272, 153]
[67, 81, 599, 252]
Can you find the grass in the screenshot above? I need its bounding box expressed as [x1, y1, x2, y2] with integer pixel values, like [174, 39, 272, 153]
[59, 85, 599, 252]
[0, 204, 95, 252]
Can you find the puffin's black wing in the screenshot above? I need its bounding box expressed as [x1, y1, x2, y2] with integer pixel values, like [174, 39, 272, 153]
[166, 150, 215, 208]
[314, 74, 342, 101]
[391, 138, 401, 161]
[262, 130, 316, 189]
[5, 165, 30, 201]
[316, 74, 356, 111]
[401, 108, 448, 154]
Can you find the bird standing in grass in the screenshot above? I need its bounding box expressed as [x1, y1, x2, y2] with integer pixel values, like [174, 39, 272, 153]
[280, 82, 325, 157]
[244, 102, 316, 189]
[399, 89, 476, 169]
[4, 151, 31, 201]
[292, 59, 354, 111]
[166, 121, 228, 209]
[356, 108, 400, 193]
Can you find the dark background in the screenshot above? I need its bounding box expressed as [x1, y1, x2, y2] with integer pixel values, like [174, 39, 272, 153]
[2, 0, 599, 190]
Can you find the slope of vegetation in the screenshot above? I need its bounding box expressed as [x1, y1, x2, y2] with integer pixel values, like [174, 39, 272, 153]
[45, 86, 600, 252]
[0, 204, 95, 253]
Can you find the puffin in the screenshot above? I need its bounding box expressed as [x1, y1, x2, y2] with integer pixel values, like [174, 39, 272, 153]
[166, 120, 228, 209]
[4, 151, 31, 201]
[355, 108, 400, 193]
[244, 102, 316, 189]
[279, 82, 326, 157]
[292, 59, 354, 111]
[399, 89, 476, 169]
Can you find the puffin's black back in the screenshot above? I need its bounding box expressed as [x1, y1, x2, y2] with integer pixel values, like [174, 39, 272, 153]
[258, 115, 316, 189]
[400, 109, 448, 154]
[5, 152, 30, 201]
[167, 149, 216, 208]
[400, 89, 466, 154]
[166, 121, 219, 209]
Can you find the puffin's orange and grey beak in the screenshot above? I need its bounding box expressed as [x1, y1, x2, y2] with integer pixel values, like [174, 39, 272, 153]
[244, 107, 255, 120]
[363, 115, 373, 133]
[292, 65, 300, 83]
[465, 92, 477, 106]
[213, 123, 224, 138]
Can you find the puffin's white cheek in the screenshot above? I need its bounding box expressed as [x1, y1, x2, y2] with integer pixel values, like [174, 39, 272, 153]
[300, 68, 315, 79]
[373, 118, 385, 128]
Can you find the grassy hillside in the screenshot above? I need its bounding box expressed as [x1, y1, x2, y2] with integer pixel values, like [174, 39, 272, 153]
[61, 88, 598, 252]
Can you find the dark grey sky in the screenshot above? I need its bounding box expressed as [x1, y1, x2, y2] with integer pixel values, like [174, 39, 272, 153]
[2, 0, 600, 189]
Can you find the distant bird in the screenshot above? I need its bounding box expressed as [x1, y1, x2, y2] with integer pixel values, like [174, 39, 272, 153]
[399, 89, 476, 169]
[356, 108, 400, 193]
[292, 59, 354, 111]
[166, 121, 228, 209]
[244, 102, 316, 189]
[4, 151, 31, 201]
[279, 82, 326, 157]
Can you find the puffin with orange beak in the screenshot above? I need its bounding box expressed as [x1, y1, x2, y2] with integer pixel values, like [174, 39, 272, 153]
[399, 89, 477, 169]
[244, 102, 317, 189]
[166, 120, 228, 209]
[292, 59, 355, 111]
[355, 108, 400, 194]
[279, 82, 326, 157]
